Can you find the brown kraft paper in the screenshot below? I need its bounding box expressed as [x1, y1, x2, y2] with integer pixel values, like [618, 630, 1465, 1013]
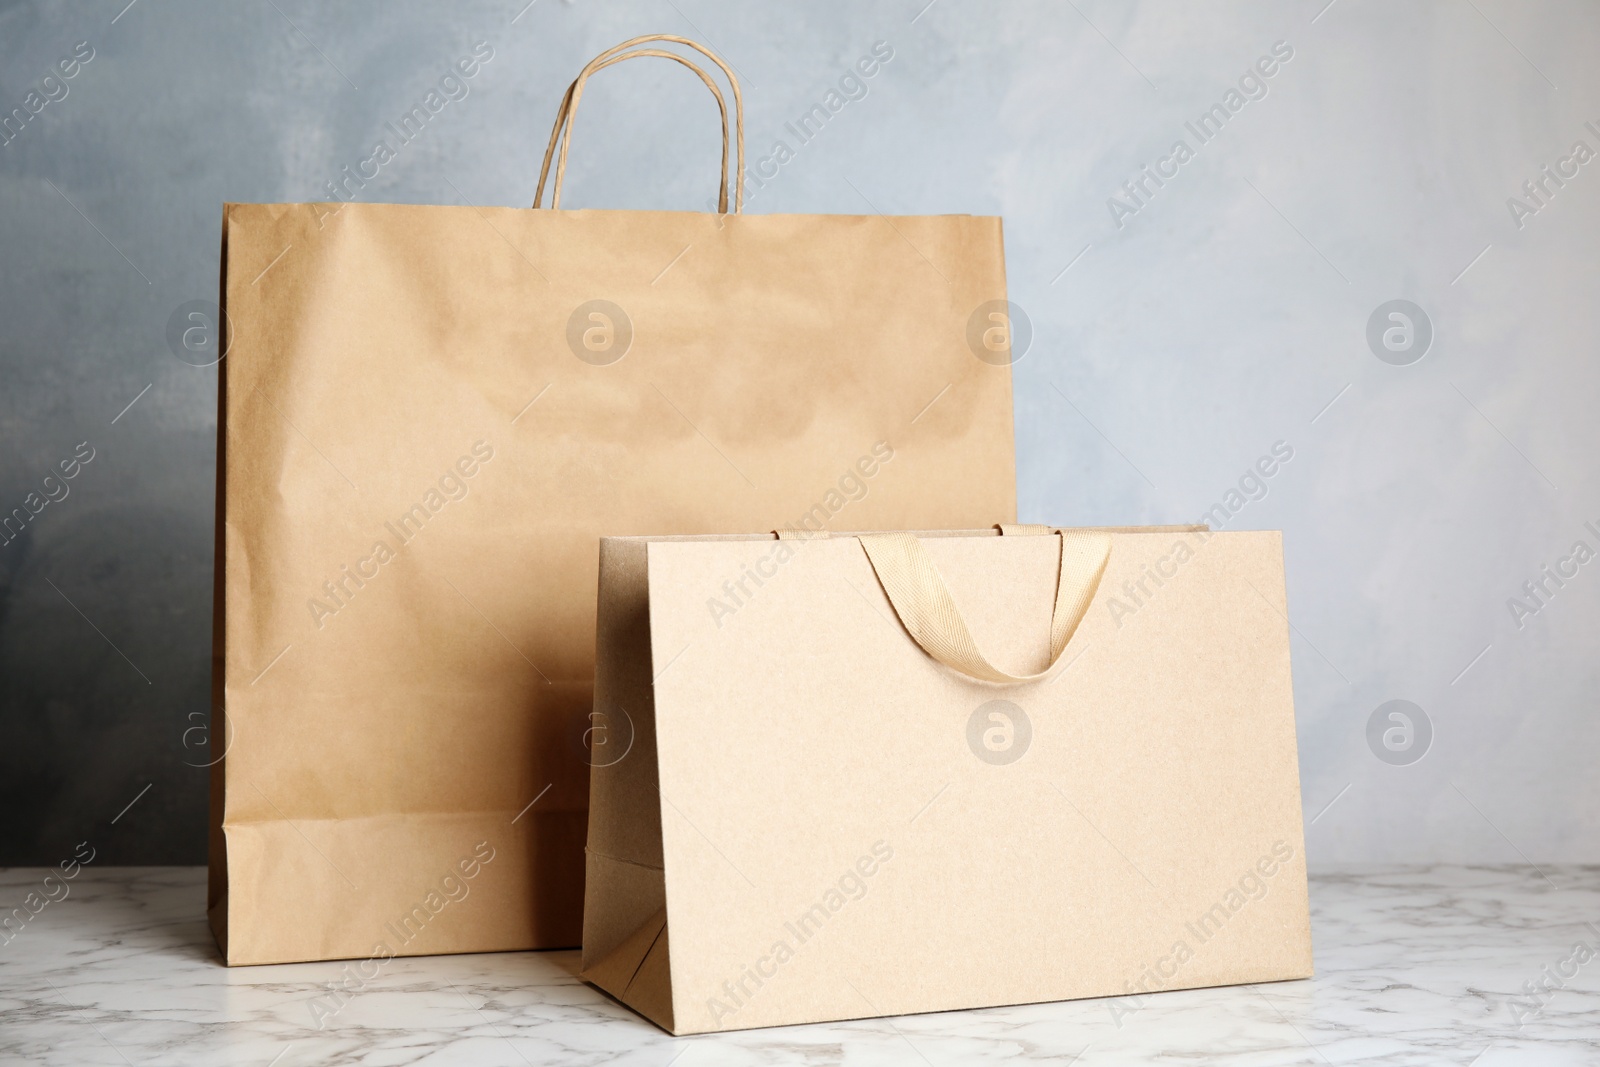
[584, 526, 1312, 1032]
[209, 36, 1017, 965]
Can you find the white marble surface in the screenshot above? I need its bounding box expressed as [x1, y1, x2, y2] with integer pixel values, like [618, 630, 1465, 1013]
[1, 864, 1597, 1065]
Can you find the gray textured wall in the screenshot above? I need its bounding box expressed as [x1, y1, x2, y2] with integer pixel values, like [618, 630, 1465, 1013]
[1, 0, 1595, 866]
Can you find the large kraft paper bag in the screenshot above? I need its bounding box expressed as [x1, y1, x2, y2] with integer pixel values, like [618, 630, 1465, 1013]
[584, 525, 1312, 1033]
[209, 36, 1016, 965]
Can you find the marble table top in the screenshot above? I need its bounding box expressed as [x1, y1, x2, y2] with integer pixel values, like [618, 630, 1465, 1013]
[1, 864, 1595, 1065]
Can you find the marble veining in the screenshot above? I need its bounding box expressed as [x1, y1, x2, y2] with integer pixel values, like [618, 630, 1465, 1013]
[1, 865, 1597, 1065]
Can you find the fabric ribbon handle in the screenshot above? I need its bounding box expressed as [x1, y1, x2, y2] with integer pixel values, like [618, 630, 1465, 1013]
[534, 34, 745, 213]
[857, 527, 1111, 684]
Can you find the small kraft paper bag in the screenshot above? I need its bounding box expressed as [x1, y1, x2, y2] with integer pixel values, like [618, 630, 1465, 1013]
[210, 35, 1017, 966]
[583, 525, 1312, 1033]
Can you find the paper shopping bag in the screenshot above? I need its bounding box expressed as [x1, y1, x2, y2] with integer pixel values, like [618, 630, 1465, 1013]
[209, 36, 1017, 965]
[583, 525, 1312, 1032]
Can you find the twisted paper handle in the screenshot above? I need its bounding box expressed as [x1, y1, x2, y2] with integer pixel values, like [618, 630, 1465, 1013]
[535, 34, 745, 212]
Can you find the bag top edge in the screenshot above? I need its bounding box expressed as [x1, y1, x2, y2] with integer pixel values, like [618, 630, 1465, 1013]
[217, 201, 999, 222]
[610, 525, 1225, 546]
